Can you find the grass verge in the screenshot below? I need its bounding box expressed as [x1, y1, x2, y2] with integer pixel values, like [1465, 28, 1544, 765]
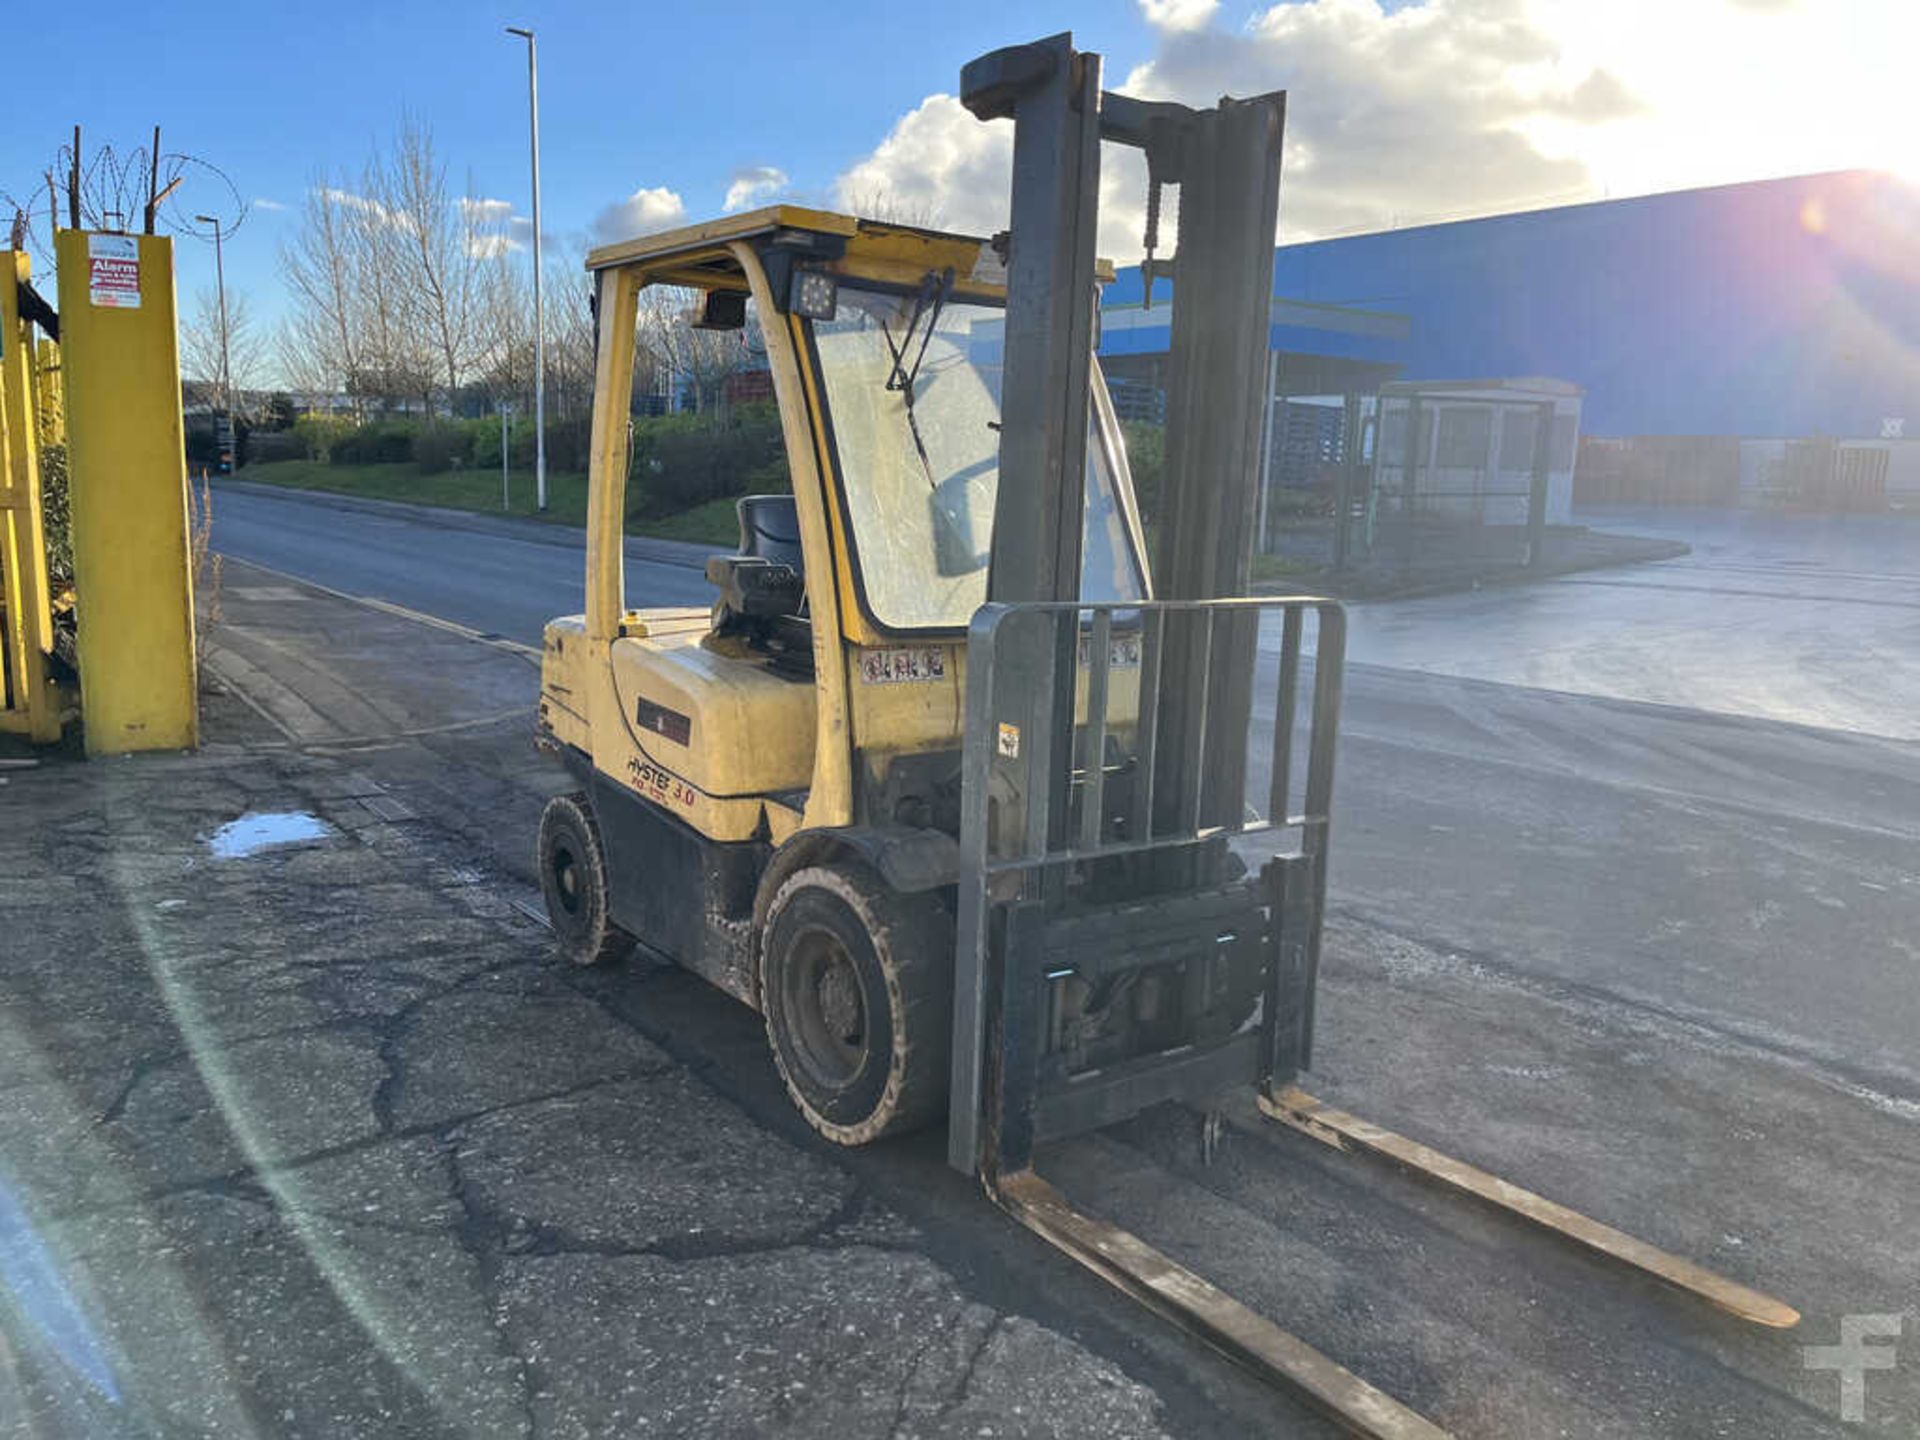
[226, 460, 742, 548]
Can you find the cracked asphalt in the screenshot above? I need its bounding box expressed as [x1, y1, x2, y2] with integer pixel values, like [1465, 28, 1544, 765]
[0, 726, 1182, 1439]
[4, 499, 1916, 1437]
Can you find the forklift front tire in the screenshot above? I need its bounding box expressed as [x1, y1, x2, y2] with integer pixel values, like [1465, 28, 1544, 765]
[760, 864, 951, 1146]
[537, 792, 634, 968]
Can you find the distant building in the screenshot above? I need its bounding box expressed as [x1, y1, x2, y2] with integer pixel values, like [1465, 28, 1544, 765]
[1102, 169, 1918, 508]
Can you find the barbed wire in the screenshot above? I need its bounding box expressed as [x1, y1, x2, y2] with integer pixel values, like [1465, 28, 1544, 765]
[3, 136, 248, 278]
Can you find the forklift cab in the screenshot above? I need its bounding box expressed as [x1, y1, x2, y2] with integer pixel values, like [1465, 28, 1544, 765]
[539, 212, 1148, 847]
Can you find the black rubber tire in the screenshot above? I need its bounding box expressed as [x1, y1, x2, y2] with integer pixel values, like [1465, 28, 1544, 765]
[760, 863, 952, 1146]
[536, 791, 633, 967]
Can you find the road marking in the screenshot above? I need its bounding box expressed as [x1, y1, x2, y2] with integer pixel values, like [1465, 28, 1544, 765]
[218, 555, 541, 663]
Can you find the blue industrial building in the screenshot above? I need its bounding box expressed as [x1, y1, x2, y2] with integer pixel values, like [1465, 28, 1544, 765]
[1101, 169, 1918, 445]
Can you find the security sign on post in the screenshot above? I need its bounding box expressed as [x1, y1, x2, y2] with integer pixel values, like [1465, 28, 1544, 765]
[56, 228, 197, 754]
[86, 234, 141, 309]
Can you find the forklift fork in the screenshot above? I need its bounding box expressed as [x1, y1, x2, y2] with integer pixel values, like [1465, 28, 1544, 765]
[1258, 1086, 1800, 1329]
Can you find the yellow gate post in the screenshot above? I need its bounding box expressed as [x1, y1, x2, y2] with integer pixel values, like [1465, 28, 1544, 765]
[0, 251, 62, 743]
[55, 230, 198, 754]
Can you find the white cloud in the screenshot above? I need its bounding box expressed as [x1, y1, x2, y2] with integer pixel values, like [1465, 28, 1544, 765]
[466, 233, 519, 260]
[591, 186, 688, 244]
[461, 196, 515, 221]
[829, 92, 1153, 257]
[252, 197, 287, 212]
[723, 165, 790, 213]
[1139, 0, 1218, 32]
[316, 185, 374, 213]
[314, 185, 417, 233]
[833, 94, 1009, 234]
[1116, 0, 1600, 240]
[830, 0, 1917, 254]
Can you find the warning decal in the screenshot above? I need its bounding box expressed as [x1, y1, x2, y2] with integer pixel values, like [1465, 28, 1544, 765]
[87, 234, 141, 309]
[859, 647, 949, 685]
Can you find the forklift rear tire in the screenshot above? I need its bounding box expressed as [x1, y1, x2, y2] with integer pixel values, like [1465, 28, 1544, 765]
[760, 864, 951, 1146]
[537, 792, 634, 968]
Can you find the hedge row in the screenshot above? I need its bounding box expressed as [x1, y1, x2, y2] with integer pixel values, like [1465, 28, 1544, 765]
[246, 409, 1161, 523]
[258, 407, 791, 516]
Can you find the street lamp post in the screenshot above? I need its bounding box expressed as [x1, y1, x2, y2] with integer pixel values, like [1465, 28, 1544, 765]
[506, 25, 547, 512]
[195, 213, 234, 472]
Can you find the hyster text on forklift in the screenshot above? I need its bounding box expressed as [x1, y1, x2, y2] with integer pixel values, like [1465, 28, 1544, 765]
[532, 32, 1797, 1438]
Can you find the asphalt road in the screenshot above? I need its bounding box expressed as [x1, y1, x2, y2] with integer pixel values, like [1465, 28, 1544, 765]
[212, 487, 1920, 1100]
[210, 485, 714, 640]
[183, 486, 1920, 1434]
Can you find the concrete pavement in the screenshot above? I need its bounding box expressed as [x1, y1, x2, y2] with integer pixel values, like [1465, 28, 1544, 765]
[1342, 506, 1920, 739]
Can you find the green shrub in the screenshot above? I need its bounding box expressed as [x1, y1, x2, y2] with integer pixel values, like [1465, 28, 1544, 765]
[332, 420, 416, 466]
[1119, 419, 1164, 525]
[627, 403, 787, 517]
[1267, 486, 1332, 519]
[291, 413, 357, 462]
[40, 443, 71, 587]
[470, 417, 505, 471]
[412, 422, 470, 474]
[246, 431, 305, 464]
[461, 416, 590, 474]
[544, 416, 592, 474]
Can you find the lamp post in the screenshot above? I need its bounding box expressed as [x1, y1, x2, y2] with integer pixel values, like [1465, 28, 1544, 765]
[506, 25, 547, 512]
[195, 213, 234, 472]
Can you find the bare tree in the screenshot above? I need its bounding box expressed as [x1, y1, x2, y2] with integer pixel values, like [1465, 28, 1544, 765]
[377, 118, 484, 407]
[636, 286, 756, 418]
[280, 176, 366, 412]
[474, 241, 534, 412]
[543, 250, 599, 422]
[351, 148, 437, 412]
[279, 123, 491, 415]
[840, 185, 945, 229]
[181, 288, 268, 399]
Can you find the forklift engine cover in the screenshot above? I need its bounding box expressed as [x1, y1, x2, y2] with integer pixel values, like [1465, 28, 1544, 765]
[611, 615, 816, 798]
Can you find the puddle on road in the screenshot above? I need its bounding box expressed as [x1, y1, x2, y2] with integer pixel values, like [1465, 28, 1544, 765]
[205, 811, 334, 860]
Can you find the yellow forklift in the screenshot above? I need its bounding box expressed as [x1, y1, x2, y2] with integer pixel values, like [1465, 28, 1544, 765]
[535, 33, 1795, 1436]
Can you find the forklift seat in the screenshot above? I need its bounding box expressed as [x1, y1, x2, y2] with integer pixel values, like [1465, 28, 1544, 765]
[737, 494, 803, 573]
[706, 494, 806, 628]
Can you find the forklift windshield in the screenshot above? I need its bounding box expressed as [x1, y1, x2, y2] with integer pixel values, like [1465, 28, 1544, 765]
[810, 283, 1144, 631]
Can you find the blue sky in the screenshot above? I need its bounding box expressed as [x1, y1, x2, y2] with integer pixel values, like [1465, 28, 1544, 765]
[7, 0, 1908, 351]
[5, 1, 1169, 324]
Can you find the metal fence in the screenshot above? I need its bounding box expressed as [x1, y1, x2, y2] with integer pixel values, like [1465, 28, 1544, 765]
[1248, 387, 1579, 580]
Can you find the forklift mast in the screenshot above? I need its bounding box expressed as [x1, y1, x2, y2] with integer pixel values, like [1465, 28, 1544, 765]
[967, 33, 1285, 609]
[949, 34, 1312, 1178]
[967, 33, 1286, 832]
[938, 45, 1791, 1435]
